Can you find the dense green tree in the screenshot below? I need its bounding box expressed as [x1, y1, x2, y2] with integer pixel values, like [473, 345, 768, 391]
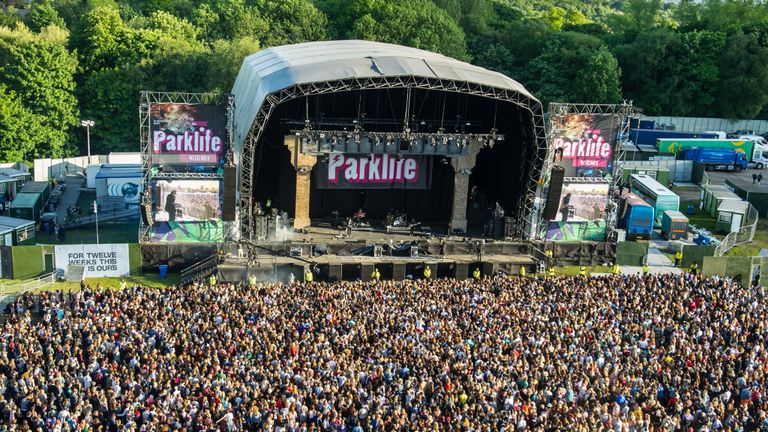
[321, 0, 470, 61]
[0, 84, 45, 162]
[255, 0, 328, 46]
[25, 0, 66, 32]
[716, 31, 768, 118]
[0, 25, 79, 158]
[527, 32, 622, 105]
[206, 36, 261, 92]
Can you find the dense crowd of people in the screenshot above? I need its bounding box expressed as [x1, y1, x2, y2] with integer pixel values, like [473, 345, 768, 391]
[2, 273, 768, 431]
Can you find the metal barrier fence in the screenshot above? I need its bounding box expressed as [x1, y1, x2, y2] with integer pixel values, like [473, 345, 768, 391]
[714, 203, 759, 256]
[0, 270, 60, 297]
[179, 255, 219, 285]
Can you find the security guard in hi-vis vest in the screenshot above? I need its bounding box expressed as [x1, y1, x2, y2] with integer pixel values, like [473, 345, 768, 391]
[519, 266, 526, 277]
[209, 274, 216, 287]
[423, 266, 432, 280]
[372, 267, 381, 281]
[248, 274, 257, 287]
[612, 264, 621, 275]
[579, 266, 587, 277]
[304, 269, 313, 283]
[473, 268, 481, 280]
[547, 266, 555, 277]
[642, 263, 650, 275]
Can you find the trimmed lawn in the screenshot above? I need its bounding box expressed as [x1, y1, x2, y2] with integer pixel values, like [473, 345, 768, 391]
[3, 274, 180, 294]
[726, 220, 768, 257]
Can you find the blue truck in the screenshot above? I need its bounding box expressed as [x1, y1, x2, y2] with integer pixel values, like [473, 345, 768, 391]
[620, 192, 654, 239]
[683, 147, 748, 172]
[627, 129, 719, 146]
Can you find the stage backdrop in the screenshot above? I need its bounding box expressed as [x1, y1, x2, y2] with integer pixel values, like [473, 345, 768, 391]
[550, 113, 620, 178]
[315, 154, 432, 189]
[55, 244, 130, 277]
[151, 103, 226, 166]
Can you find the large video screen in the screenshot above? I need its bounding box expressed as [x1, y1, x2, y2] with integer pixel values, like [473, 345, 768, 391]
[153, 179, 221, 221]
[151, 103, 226, 167]
[550, 113, 620, 177]
[553, 182, 609, 222]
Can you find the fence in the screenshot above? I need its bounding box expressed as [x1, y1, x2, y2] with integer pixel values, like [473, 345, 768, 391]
[0, 270, 60, 297]
[714, 203, 759, 256]
[621, 160, 693, 183]
[642, 116, 768, 134]
[179, 255, 219, 285]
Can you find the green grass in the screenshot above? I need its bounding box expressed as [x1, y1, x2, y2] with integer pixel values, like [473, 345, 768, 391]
[726, 221, 768, 257]
[2, 273, 180, 294]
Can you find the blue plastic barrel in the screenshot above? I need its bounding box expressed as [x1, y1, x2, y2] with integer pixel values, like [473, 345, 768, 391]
[159, 264, 168, 279]
[687, 205, 694, 215]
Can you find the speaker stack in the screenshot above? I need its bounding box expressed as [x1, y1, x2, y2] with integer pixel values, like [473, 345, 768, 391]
[542, 166, 565, 221]
[222, 166, 237, 221]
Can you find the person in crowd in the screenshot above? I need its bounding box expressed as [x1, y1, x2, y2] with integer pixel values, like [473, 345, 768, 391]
[3, 273, 768, 431]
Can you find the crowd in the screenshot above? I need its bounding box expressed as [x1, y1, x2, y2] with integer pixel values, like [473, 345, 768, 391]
[2, 273, 768, 431]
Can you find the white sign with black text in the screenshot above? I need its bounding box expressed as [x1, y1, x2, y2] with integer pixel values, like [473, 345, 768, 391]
[55, 244, 130, 277]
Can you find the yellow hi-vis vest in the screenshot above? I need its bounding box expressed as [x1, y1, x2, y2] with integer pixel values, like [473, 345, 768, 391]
[473, 268, 481, 280]
[423, 267, 432, 279]
[612, 265, 620, 275]
[304, 271, 313, 283]
[209, 274, 216, 286]
[519, 266, 526, 277]
[579, 267, 587, 276]
[248, 275, 257, 286]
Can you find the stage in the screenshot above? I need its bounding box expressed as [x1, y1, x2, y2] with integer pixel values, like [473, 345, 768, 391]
[214, 225, 538, 283]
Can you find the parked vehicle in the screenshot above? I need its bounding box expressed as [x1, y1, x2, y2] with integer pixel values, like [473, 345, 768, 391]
[657, 138, 768, 169]
[628, 129, 719, 146]
[620, 192, 654, 239]
[683, 147, 748, 172]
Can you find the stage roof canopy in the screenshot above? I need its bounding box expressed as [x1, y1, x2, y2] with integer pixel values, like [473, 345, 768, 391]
[231, 40, 539, 150]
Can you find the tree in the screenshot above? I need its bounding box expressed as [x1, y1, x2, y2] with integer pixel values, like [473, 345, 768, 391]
[322, 0, 470, 61]
[254, 0, 328, 46]
[25, 0, 67, 32]
[206, 36, 261, 92]
[573, 45, 622, 104]
[527, 32, 621, 106]
[0, 84, 44, 162]
[0, 25, 79, 158]
[716, 31, 768, 118]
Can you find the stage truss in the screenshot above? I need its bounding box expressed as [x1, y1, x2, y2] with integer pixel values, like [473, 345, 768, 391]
[537, 101, 636, 242]
[238, 76, 548, 242]
[138, 91, 236, 243]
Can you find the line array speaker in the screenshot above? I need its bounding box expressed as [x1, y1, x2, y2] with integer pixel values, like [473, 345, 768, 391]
[222, 166, 237, 221]
[141, 204, 153, 226]
[542, 166, 565, 221]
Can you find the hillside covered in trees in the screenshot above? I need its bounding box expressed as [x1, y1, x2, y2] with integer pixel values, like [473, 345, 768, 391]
[1, 0, 768, 160]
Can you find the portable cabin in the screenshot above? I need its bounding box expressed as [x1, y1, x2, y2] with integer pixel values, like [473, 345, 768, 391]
[661, 210, 689, 240]
[716, 200, 750, 233]
[20, 181, 51, 205]
[701, 184, 741, 218]
[0, 215, 36, 245]
[10, 192, 42, 222]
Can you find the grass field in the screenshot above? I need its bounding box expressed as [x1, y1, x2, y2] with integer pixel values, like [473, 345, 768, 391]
[2, 273, 180, 294]
[726, 220, 768, 257]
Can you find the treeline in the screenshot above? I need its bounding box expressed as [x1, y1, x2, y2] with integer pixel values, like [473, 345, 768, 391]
[1, 0, 767, 161]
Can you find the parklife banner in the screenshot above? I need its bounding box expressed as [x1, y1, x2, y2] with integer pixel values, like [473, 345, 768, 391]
[315, 154, 432, 189]
[550, 113, 620, 177]
[55, 244, 130, 277]
[151, 103, 226, 166]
